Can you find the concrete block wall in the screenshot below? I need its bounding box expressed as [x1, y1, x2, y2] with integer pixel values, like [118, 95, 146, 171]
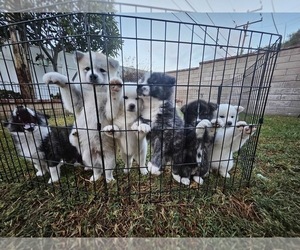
[168, 46, 300, 116]
[266, 46, 300, 116]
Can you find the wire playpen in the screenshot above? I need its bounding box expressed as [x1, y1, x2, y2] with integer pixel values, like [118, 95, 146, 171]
[0, 13, 281, 202]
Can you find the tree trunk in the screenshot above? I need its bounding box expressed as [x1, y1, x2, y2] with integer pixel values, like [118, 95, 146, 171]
[9, 25, 35, 99]
[52, 49, 59, 72]
[40, 45, 59, 72]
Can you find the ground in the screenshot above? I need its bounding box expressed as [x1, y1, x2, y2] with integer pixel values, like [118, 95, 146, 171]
[0, 115, 299, 237]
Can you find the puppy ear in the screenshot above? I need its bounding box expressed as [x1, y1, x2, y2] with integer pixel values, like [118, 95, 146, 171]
[74, 51, 85, 62]
[180, 104, 187, 114]
[209, 102, 218, 111]
[235, 105, 244, 113]
[108, 58, 119, 70]
[167, 75, 176, 86]
[138, 72, 150, 85]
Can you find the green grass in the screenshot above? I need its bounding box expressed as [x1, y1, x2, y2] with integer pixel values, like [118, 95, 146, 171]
[0, 115, 299, 237]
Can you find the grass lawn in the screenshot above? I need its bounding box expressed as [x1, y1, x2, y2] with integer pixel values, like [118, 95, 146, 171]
[0, 115, 299, 237]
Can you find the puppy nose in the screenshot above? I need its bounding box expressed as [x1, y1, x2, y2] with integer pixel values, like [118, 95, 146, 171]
[90, 74, 98, 81]
[227, 121, 232, 126]
[129, 104, 135, 110]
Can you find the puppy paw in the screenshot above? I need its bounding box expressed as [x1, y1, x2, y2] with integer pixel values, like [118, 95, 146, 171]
[219, 171, 230, 178]
[196, 119, 211, 138]
[172, 173, 190, 186]
[36, 170, 45, 177]
[181, 177, 190, 186]
[205, 118, 224, 137]
[138, 123, 151, 134]
[147, 162, 161, 175]
[140, 166, 148, 175]
[103, 125, 120, 137]
[48, 176, 59, 184]
[106, 176, 115, 183]
[131, 121, 139, 131]
[73, 161, 82, 167]
[236, 121, 248, 129]
[131, 122, 151, 133]
[235, 121, 249, 136]
[211, 118, 225, 128]
[89, 173, 101, 182]
[244, 124, 257, 135]
[109, 77, 123, 94]
[192, 176, 204, 185]
[43, 72, 68, 87]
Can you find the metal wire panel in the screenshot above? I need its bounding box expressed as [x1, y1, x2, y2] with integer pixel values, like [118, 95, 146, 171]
[0, 13, 281, 202]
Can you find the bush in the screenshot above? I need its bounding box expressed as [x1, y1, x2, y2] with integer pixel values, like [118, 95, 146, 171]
[0, 89, 22, 99]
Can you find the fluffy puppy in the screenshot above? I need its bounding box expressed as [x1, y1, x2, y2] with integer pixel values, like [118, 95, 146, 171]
[179, 99, 220, 185]
[210, 104, 257, 178]
[43, 51, 119, 182]
[180, 99, 217, 127]
[103, 78, 149, 175]
[136, 72, 187, 184]
[4, 106, 80, 183]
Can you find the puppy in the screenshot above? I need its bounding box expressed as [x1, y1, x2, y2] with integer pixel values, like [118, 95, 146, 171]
[179, 100, 220, 185]
[210, 104, 257, 178]
[137, 72, 188, 184]
[43, 51, 120, 182]
[181, 99, 217, 126]
[103, 78, 149, 175]
[4, 106, 80, 183]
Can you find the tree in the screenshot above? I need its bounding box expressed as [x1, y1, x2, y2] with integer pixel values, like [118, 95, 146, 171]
[0, 11, 122, 99]
[282, 29, 300, 48]
[1, 13, 35, 99]
[0, 12, 123, 71]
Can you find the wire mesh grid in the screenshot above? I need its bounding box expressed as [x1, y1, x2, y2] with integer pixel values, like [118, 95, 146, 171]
[0, 13, 281, 202]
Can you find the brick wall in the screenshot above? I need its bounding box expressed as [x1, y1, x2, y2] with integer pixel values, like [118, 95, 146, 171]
[168, 46, 300, 116]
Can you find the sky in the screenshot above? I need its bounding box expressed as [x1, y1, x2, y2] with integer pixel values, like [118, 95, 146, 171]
[113, 0, 300, 13]
[82, 0, 298, 71]
[5, 0, 300, 71]
[114, 12, 300, 71]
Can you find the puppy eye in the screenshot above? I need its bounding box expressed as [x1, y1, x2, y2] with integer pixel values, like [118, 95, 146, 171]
[220, 115, 225, 118]
[100, 68, 106, 73]
[124, 96, 128, 99]
[231, 116, 234, 118]
[135, 97, 140, 100]
[84, 67, 90, 71]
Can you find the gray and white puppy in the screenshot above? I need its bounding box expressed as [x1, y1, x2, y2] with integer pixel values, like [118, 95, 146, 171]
[136, 72, 189, 184]
[180, 99, 220, 185]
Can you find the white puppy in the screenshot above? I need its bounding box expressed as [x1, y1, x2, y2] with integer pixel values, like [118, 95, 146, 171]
[209, 104, 257, 178]
[43, 51, 119, 183]
[103, 78, 149, 175]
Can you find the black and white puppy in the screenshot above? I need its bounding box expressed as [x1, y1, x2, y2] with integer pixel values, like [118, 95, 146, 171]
[136, 72, 188, 184]
[4, 106, 80, 183]
[180, 99, 220, 185]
